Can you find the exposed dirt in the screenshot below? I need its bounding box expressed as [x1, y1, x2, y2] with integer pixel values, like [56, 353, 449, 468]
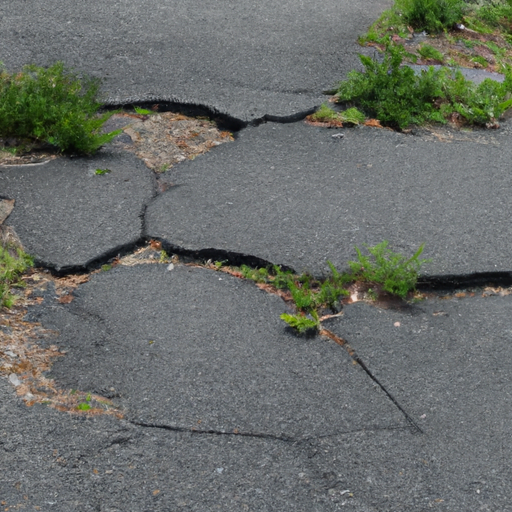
[0, 110, 234, 171]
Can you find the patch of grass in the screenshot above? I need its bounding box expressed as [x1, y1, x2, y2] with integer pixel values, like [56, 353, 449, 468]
[0, 244, 33, 308]
[76, 393, 92, 411]
[95, 168, 111, 175]
[346, 241, 429, 299]
[280, 312, 320, 334]
[471, 55, 489, 67]
[0, 62, 121, 154]
[236, 242, 430, 333]
[333, 44, 512, 129]
[309, 103, 366, 125]
[418, 43, 445, 62]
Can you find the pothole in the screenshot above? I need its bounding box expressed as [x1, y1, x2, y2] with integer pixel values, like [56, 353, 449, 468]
[105, 110, 235, 173]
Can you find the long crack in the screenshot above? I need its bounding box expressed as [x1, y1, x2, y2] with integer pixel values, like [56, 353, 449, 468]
[3, 240, 512, 429]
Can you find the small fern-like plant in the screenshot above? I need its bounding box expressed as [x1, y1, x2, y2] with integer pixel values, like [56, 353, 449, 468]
[347, 241, 429, 298]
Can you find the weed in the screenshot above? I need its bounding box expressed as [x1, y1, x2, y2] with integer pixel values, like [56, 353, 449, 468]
[395, 0, 465, 33]
[280, 311, 320, 334]
[309, 103, 366, 126]
[159, 250, 169, 263]
[334, 44, 512, 128]
[76, 393, 92, 411]
[346, 241, 429, 299]
[418, 44, 445, 62]
[0, 62, 121, 154]
[0, 244, 33, 308]
[471, 55, 489, 67]
[134, 106, 153, 115]
[101, 264, 112, 272]
[95, 168, 111, 175]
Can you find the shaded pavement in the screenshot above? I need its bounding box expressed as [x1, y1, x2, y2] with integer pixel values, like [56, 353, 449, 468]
[2, 1, 512, 510]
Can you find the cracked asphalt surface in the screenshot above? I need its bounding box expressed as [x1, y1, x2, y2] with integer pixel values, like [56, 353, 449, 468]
[2, 1, 512, 510]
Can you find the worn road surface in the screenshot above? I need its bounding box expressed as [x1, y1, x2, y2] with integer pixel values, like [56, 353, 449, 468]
[2, 1, 512, 511]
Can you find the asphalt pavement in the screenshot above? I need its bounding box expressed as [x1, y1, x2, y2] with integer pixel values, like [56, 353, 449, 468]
[2, 1, 512, 511]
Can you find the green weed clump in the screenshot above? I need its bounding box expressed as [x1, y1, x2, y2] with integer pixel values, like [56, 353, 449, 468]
[395, 0, 465, 33]
[347, 241, 429, 299]
[310, 103, 366, 125]
[0, 244, 33, 308]
[235, 242, 430, 333]
[0, 62, 121, 154]
[418, 44, 445, 62]
[334, 44, 512, 129]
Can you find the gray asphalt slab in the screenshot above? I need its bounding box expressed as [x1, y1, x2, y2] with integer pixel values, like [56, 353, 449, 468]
[3, 0, 512, 509]
[0, 149, 155, 271]
[0, 380, 326, 511]
[0, 0, 390, 121]
[319, 295, 512, 510]
[146, 120, 512, 277]
[28, 264, 406, 439]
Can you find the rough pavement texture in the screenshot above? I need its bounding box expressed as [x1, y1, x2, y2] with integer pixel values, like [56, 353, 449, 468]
[2, 0, 512, 510]
[146, 121, 512, 277]
[0, 150, 155, 271]
[0, 0, 391, 122]
[322, 295, 512, 510]
[27, 264, 406, 438]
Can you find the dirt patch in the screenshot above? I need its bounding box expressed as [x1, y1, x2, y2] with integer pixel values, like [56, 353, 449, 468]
[0, 110, 234, 172]
[108, 111, 234, 172]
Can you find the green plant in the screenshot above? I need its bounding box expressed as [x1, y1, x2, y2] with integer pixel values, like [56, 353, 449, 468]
[0, 62, 121, 154]
[395, 0, 465, 33]
[134, 106, 153, 115]
[159, 250, 169, 263]
[334, 44, 512, 128]
[347, 241, 429, 298]
[0, 244, 33, 308]
[101, 264, 112, 272]
[310, 103, 366, 125]
[76, 393, 92, 411]
[418, 44, 445, 62]
[471, 55, 489, 67]
[95, 168, 111, 175]
[280, 311, 320, 334]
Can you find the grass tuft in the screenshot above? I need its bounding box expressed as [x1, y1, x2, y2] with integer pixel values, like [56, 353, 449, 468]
[0, 62, 121, 154]
[0, 244, 33, 308]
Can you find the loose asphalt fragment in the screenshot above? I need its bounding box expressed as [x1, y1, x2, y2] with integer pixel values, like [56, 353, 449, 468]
[146, 119, 512, 278]
[0, 149, 155, 272]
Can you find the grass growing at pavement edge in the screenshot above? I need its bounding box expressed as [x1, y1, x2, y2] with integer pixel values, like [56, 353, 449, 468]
[331, 44, 512, 129]
[0, 62, 121, 154]
[0, 243, 33, 308]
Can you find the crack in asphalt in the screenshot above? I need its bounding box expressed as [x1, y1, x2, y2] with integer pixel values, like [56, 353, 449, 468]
[128, 419, 412, 444]
[320, 328, 424, 434]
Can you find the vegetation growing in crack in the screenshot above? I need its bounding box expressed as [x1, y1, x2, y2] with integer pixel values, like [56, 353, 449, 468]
[0, 62, 121, 154]
[307, 103, 366, 126]
[216, 241, 429, 334]
[332, 43, 512, 129]
[360, 0, 512, 72]
[0, 243, 33, 308]
[347, 241, 429, 299]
